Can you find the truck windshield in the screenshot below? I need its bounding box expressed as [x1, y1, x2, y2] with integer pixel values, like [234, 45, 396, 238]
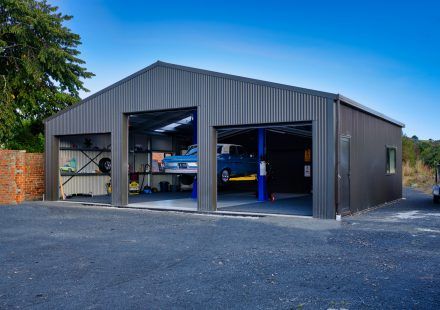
[186, 146, 197, 155]
[185, 145, 222, 155]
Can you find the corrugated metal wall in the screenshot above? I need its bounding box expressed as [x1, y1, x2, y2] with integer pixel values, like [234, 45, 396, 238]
[339, 103, 402, 212]
[45, 63, 336, 218]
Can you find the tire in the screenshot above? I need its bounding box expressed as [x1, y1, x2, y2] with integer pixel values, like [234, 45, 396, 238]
[434, 195, 440, 204]
[98, 157, 111, 173]
[180, 174, 195, 186]
[219, 169, 230, 184]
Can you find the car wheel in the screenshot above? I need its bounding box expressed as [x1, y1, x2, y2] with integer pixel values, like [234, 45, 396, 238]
[434, 196, 440, 204]
[99, 157, 111, 173]
[220, 169, 230, 184]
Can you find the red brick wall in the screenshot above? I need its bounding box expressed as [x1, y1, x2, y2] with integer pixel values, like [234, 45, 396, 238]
[0, 150, 45, 205]
[0, 150, 19, 204]
[24, 153, 45, 201]
[15, 150, 25, 203]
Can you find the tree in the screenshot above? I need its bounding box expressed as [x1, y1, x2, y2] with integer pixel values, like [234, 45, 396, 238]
[402, 135, 417, 166]
[419, 140, 440, 168]
[0, 0, 93, 151]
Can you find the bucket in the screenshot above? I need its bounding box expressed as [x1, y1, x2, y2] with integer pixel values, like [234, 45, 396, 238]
[159, 181, 170, 192]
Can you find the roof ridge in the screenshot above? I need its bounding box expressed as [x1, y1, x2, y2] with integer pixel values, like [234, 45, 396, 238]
[155, 61, 337, 99]
[45, 60, 337, 122]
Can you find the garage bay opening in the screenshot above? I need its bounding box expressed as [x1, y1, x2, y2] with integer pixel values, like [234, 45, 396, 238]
[58, 133, 112, 203]
[216, 123, 313, 216]
[126, 108, 198, 210]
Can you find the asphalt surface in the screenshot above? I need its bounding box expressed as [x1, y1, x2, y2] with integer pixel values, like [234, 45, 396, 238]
[0, 188, 439, 309]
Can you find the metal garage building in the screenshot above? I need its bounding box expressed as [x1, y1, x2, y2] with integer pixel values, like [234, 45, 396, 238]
[44, 61, 404, 219]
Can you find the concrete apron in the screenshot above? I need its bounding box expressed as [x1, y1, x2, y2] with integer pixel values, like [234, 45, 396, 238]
[56, 196, 313, 219]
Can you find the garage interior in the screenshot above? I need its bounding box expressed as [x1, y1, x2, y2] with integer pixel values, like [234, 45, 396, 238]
[59, 133, 112, 202]
[125, 109, 198, 209]
[61, 112, 313, 216]
[215, 123, 313, 216]
[62, 108, 198, 209]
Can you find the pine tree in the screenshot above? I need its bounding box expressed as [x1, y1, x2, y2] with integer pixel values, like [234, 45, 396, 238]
[0, 0, 94, 151]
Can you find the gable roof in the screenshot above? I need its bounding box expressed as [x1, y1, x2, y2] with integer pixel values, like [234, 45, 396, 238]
[45, 61, 404, 127]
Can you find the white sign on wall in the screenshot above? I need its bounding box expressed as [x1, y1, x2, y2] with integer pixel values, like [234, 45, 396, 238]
[304, 165, 311, 177]
[259, 161, 267, 176]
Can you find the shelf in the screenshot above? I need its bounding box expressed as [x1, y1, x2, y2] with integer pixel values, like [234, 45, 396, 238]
[60, 148, 173, 154]
[129, 150, 151, 153]
[60, 172, 110, 176]
[129, 172, 172, 175]
[61, 172, 168, 176]
[60, 147, 111, 152]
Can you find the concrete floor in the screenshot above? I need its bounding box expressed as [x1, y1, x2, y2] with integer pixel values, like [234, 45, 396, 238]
[220, 193, 312, 216]
[65, 191, 313, 216]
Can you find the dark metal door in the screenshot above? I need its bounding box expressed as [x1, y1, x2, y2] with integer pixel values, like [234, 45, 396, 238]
[339, 136, 351, 214]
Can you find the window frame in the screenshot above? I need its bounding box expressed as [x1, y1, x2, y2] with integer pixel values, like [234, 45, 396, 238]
[386, 146, 397, 175]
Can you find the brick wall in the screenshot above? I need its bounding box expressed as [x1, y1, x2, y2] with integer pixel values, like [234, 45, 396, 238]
[0, 150, 45, 205]
[24, 153, 45, 201]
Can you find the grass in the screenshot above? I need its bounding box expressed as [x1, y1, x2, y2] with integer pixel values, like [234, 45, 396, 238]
[403, 160, 435, 194]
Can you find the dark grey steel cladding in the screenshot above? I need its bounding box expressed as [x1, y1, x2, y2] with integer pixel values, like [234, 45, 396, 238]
[338, 103, 403, 213]
[45, 61, 403, 219]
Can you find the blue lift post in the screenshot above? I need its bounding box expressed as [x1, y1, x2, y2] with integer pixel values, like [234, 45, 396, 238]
[258, 128, 268, 201]
[191, 111, 198, 199]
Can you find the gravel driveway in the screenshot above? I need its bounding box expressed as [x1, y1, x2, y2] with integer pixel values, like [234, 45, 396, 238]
[0, 188, 439, 309]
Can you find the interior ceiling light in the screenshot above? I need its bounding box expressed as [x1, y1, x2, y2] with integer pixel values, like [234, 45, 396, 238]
[160, 123, 183, 131]
[155, 115, 193, 132]
[176, 116, 193, 125]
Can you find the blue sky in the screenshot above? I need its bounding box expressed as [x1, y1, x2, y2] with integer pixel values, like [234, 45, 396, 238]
[52, 0, 439, 139]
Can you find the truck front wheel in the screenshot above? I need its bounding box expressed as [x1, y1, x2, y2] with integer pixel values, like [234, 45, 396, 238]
[220, 169, 230, 184]
[180, 174, 195, 186]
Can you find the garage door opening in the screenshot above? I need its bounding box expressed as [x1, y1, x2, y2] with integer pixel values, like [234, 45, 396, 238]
[125, 108, 198, 210]
[216, 123, 313, 216]
[58, 133, 112, 204]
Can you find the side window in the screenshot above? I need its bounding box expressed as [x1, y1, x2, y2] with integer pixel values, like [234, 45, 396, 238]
[386, 147, 397, 174]
[229, 146, 238, 155]
[237, 146, 246, 155]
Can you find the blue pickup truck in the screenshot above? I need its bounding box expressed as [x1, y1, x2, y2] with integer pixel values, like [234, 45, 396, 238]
[163, 144, 257, 183]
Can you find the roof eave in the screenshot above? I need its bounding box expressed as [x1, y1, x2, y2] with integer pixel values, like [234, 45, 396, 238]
[44, 61, 164, 123]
